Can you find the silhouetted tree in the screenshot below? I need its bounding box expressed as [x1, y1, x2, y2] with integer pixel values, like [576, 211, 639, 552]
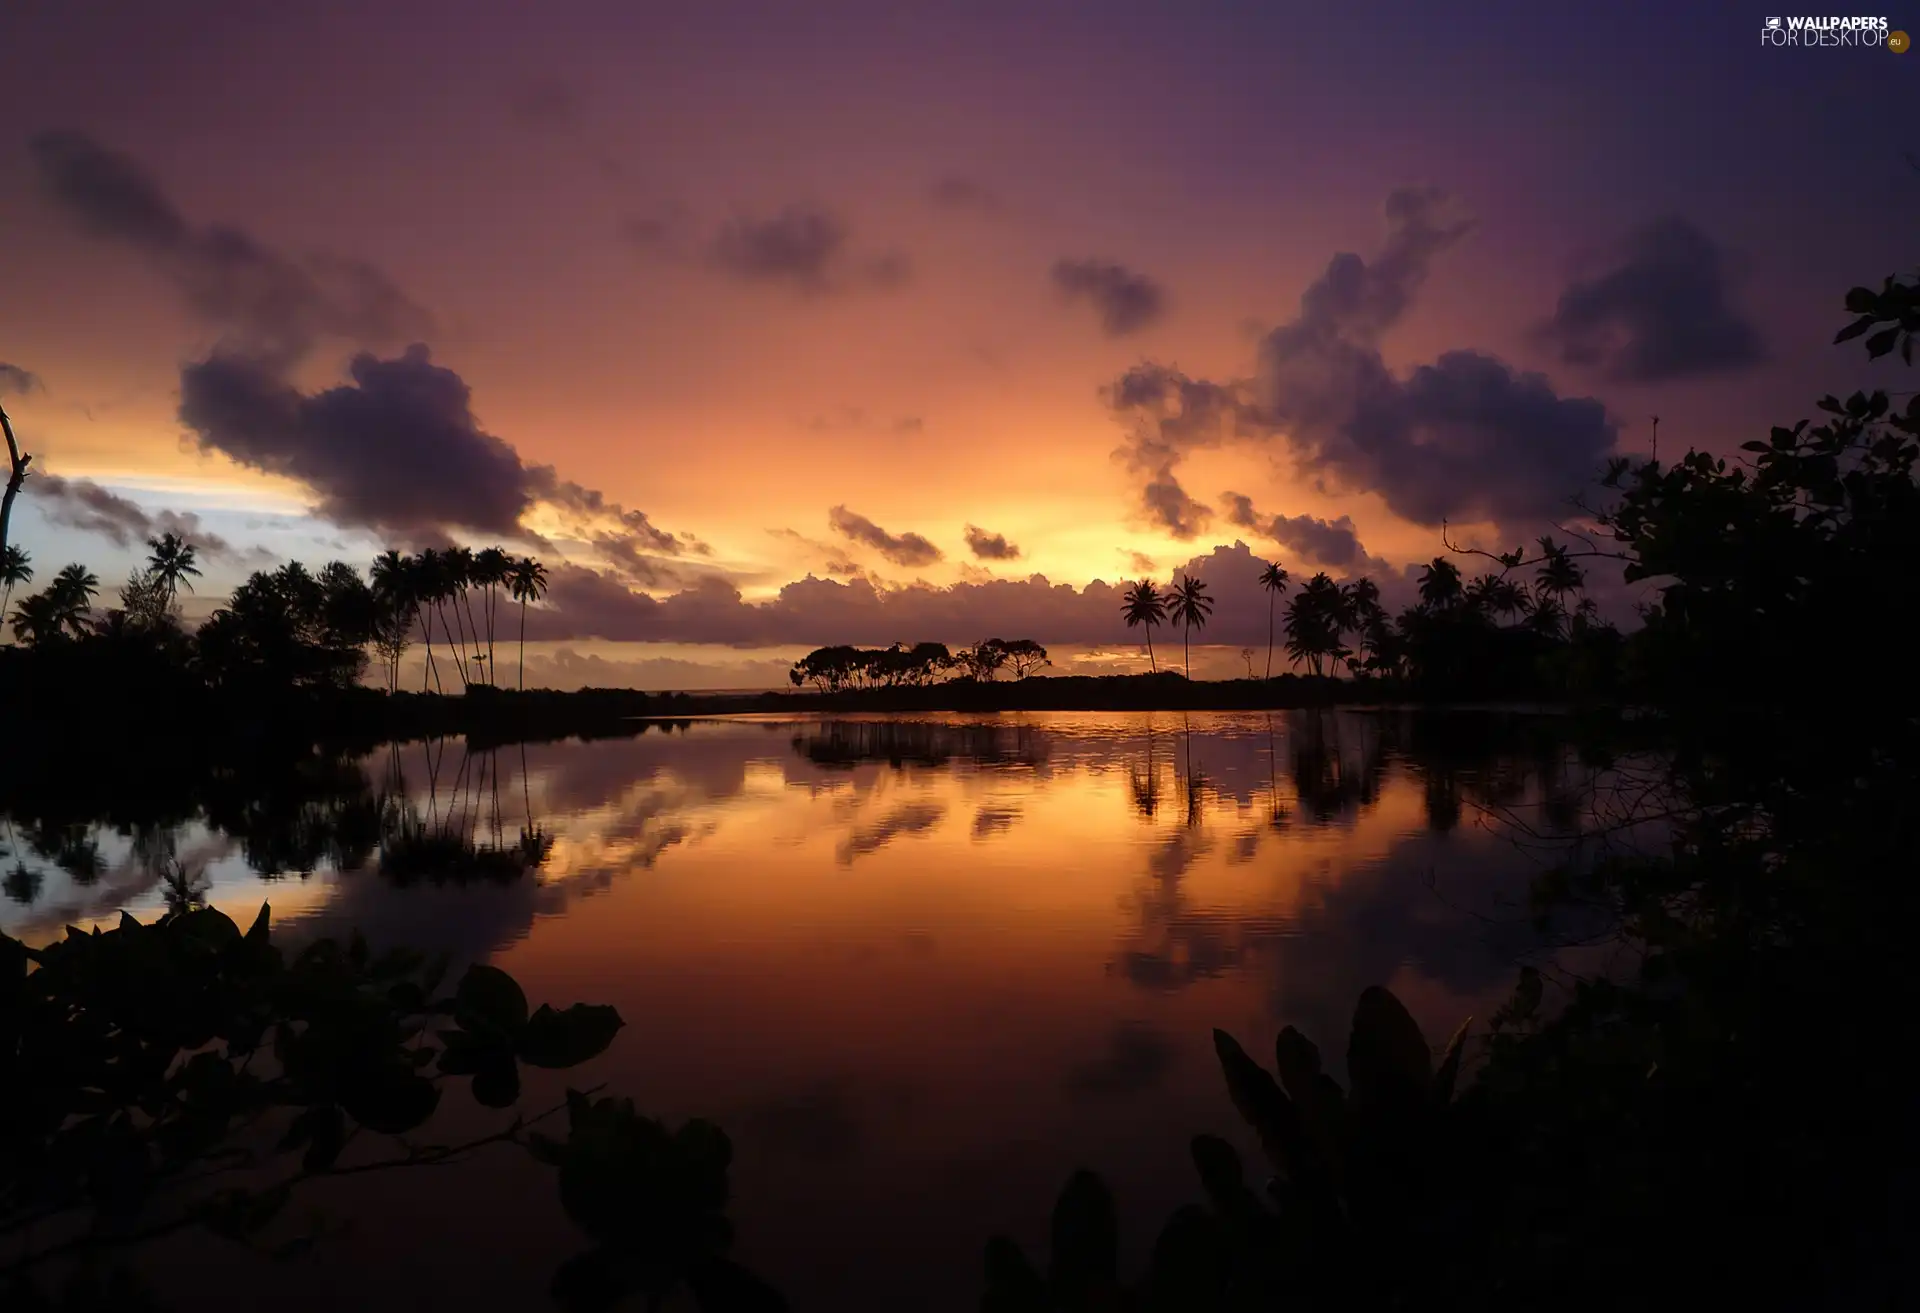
[143, 532, 201, 610]
[0, 543, 30, 629]
[1257, 559, 1289, 679]
[1120, 579, 1166, 673]
[1169, 576, 1213, 680]
[508, 556, 549, 691]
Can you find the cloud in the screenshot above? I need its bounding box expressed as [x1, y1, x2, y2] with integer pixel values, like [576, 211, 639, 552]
[929, 175, 1000, 211]
[518, 539, 1424, 650]
[828, 505, 944, 568]
[1108, 187, 1618, 534]
[1535, 216, 1767, 383]
[0, 363, 40, 396]
[1051, 258, 1167, 336]
[799, 407, 925, 436]
[707, 206, 910, 295]
[179, 345, 694, 559]
[25, 472, 266, 565]
[963, 524, 1021, 561]
[30, 130, 431, 369]
[1121, 550, 1156, 574]
[1220, 491, 1389, 573]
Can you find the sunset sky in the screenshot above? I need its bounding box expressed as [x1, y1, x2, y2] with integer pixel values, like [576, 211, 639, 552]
[1, 1, 1912, 686]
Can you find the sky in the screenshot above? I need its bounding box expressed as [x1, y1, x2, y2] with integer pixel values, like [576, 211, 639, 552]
[1, 1, 1914, 686]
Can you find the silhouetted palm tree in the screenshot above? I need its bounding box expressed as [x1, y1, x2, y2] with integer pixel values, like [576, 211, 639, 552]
[1534, 537, 1585, 601]
[1257, 560, 1289, 679]
[508, 556, 549, 691]
[144, 532, 201, 609]
[1120, 580, 1166, 673]
[1169, 576, 1213, 680]
[1417, 557, 1464, 610]
[50, 564, 99, 638]
[0, 544, 31, 629]
[474, 546, 511, 686]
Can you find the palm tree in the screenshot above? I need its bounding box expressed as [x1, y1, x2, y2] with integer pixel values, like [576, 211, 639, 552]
[144, 532, 201, 610]
[1, 544, 31, 629]
[1120, 580, 1166, 673]
[507, 556, 549, 691]
[474, 546, 512, 686]
[1283, 572, 1345, 676]
[1168, 576, 1214, 680]
[1534, 537, 1585, 601]
[1257, 560, 1289, 680]
[50, 564, 99, 638]
[1417, 557, 1463, 610]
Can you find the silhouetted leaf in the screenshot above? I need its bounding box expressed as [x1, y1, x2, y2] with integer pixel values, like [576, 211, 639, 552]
[1865, 327, 1900, 359]
[1834, 314, 1877, 343]
[519, 1003, 624, 1069]
[455, 963, 528, 1040]
[471, 1052, 521, 1109]
[1432, 1016, 1473, 1106]
[1346, 986, 1431, 1107]
[1213, 1028, 1309, 1180]
[1272, 1025, 1322, 1103]
[982, 1235, 1047, 1311]
[1144, 1205, 1230, 1310]
[340, 1066, 440, 1135]
[1049, 1170, 1119, 1299]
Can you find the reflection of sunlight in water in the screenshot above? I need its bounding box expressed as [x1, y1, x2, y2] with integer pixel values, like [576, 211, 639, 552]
[0, 710, 1660, 1313]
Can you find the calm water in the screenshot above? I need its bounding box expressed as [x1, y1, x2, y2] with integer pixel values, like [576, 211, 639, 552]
[1, 710, 1635, 1311]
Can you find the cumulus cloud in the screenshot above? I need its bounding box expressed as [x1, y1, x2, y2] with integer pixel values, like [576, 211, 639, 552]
[1219, 491, 1389, 573]
[25, 472, 266, 564]
[30, 130, 431, 369]
[963, 524, 1021, 560]
[828, 505, 944, 568]
[178, 345, 696, 563]
[1051, 258, 1167, 336]
[1121, 550, 1156, 574]
[1535, 216, 1767, 383]
[1108, 187, 1618, 535]
[707, 206, 910, 295]
[0, 363, 40, 395]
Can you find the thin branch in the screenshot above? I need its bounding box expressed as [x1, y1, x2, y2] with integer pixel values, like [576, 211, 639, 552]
[1, 400, 33, 567]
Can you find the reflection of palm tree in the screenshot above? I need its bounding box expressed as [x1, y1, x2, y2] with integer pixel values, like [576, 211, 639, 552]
[1120, 580, 1166, 673]
[1129, 724, 1162, 819]
[508, 556, 549, 691]
[1169, 577, 1214, 680]
[1257, 560, 1289, 680]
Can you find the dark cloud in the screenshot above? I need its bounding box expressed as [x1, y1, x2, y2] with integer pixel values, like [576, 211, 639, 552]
[828, 505, 944, 568]
[0, 363, 40, 395]
[1051, 258, 1167, 336]
[707, 206, 910, 295]
[1122, 550, 1156, 574]
[25, 472, 265, 564]
[30, 130, 431, 368]
[800, 407, 925, 436]
[1109, 188, 1618, 534]
[1220, 491, 1387, 572]
[970, 804, 1022, 839]
[1063, 1022, 1180, 1100]
[179, 346, 693, 560]
[963, 524, 1021, 561]
[1536, 216, 1767, 383]
[929, 176, 1000, 211]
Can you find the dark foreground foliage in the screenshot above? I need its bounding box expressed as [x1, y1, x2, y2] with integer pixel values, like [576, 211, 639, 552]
[0, 903, 784, 1312]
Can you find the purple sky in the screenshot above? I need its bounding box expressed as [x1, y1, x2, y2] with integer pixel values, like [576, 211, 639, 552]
[1, 1, 1913, 683]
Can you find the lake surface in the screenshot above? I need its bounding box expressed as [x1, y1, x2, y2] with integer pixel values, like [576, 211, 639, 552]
[1, 710, 1632, 1311]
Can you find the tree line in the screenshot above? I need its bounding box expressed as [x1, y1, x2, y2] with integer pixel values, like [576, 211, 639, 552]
[3, 538, 552, 695]
[787, 637, 1051, 691]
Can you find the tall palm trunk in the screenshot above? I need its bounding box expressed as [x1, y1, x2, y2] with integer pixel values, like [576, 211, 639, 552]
[1145, 626, 1157, 673]
[460, 585, 486, 685]
[1266, 595, 1275, 681]
[485, 584, 499, 688]
[1184, 621, 1192, 681]
[416, 605, 441, 694]
[439, 601, 470, 690]
[518, 599, 528, 691]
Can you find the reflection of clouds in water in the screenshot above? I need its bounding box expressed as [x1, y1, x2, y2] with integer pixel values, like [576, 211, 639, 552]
[836, 801, 947, 864]
[969, 803, 1022, 840]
